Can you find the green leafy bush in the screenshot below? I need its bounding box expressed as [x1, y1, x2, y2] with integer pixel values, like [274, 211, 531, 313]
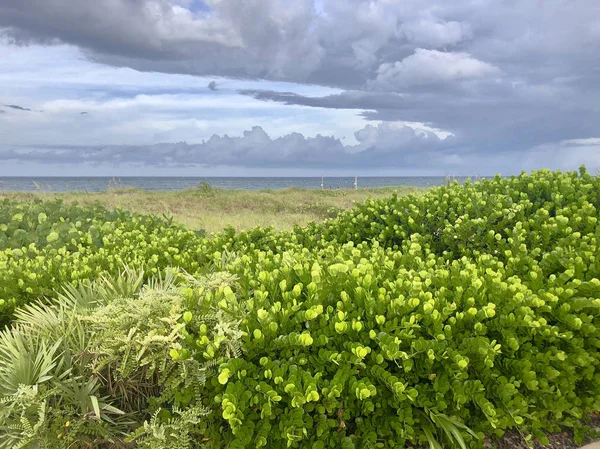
[1, 167, 599, 448]
[0, 200, 207, 323]
[188, 167, 600, 448]
[195, 241, 598, 448]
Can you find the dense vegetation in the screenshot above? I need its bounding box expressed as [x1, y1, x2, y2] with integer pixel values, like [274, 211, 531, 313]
[1, 168, 599, 449]
[0, 200, 206, 323]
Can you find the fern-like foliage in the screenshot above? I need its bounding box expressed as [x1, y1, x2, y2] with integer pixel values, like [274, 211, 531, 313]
[0, 386, 50, 449]
[126, 405, 211, 449]
[0, 268, 242, 448]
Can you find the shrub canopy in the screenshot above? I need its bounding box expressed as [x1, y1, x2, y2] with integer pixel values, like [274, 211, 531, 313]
[1, 167, 599, 448]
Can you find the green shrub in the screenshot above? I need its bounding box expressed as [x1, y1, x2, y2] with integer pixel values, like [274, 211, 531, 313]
[0, 200, 207, 323]
[298, 167, 600, 255]
[192, 239, 598, 448]
[187, 167, 600, 448]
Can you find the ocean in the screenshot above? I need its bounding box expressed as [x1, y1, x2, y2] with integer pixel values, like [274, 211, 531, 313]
[0, 176, 473, 192]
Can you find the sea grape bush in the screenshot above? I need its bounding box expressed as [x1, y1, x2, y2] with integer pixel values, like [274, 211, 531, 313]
[207, 167, 600, 260]
[189, 168, 600, 448]
[0, 167, 599, 449]
[194, 238, 599, 448]
[315, 167, 600, 258]
[0, 199, 207, 323]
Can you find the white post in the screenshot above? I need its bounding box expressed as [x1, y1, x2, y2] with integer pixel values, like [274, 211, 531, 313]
[321, 176, 324, 190]
[354, 176, 358, 189]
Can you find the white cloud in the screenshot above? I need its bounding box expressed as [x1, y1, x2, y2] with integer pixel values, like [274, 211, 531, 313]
[352, 121, 449, 152]
[562, 138, 600, 146]
[371, 49, 498, 89]
[400, 19, 469, 48]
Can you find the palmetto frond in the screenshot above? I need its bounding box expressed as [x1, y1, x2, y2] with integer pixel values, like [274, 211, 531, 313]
[0, 329, 62, 396]
[143, 267, 179, 292]
[98, 266, 146, 300]
[56, 266, 145, 310]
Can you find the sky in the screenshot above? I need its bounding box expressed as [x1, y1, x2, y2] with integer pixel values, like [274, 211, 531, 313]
[0, 0, 599, 176]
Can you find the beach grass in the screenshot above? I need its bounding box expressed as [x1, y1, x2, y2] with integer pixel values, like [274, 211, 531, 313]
[0, 184, 422, 233]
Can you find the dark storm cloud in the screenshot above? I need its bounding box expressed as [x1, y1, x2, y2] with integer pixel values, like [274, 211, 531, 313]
[1, 0, 600, 170]
[207, 81, 218, 91]
[0, 0, 322, 82]
[240, 75, 600, 156]
[4, 104, 32, 111]
[4, 0, 598, 89]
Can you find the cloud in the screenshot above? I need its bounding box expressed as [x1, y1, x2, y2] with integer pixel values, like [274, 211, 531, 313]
[563, 138, 600, 146]
[505, 139, 600, 173]
[80, 111, 88, 115]
[0, 0, 242, 55]
[1, 0, 600, 175]
[207, 80, 218, 91]
[0, 0, 560, 90]
[400, 19, 470, 48]
[238, 76, 598, 159]
[0, 80, 367, 150]
[0, 0, 324, 83]
[239, 89, 408, 111]
[0, 123, 455, 169]
[2, 122, 597, 175]
[4, 103, 32, 111]
[370, 49, 498, 89]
